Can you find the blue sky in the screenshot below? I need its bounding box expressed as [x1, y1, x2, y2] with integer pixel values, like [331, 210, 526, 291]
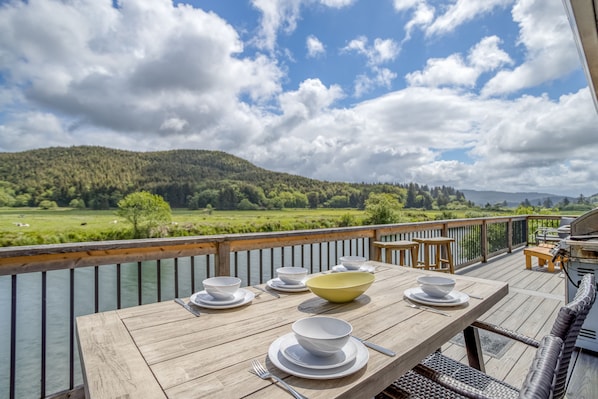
[0, 0, 596, 196]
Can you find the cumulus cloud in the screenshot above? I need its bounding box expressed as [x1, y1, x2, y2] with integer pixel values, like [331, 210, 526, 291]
[0, 0, 282, 152]
[0, 0, 596, 197]
[251, 0, 354, 51]
[425, 0, 512, 37]
[482, 0, 579, 96]
[306, 35, 325, 57]
[343, 36, 400, 66]
[406, 36, 512, 88]
[342, 36, 400, 96]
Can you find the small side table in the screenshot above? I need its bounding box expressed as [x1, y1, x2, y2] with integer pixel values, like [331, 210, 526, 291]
[413, 237, 455, 274]
[373, 240, 419, 267]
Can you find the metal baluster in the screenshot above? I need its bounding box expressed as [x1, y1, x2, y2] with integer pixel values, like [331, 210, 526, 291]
[191, 256, 196, 293]
[94, 266, 99, 313]
[137, 261, 142, 306]
[10, 274, 16, 399]
[69, 268, 74, 389]
[117, 264, 121, 309]
[157, 259, 161, 302]
[174, 258, 179, 298]
[41, 271, 46, 398]
[259, 249, 263, 284]
[246, 250, 251, 285]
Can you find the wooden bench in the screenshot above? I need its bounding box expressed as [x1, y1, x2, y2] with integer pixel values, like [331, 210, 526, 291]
[524, 246, 566, 272]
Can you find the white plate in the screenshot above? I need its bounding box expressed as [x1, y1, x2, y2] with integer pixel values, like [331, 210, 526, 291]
[190, 289, 254, 309]
[279, 333, 358, 370]
[410, 288, 461, 303]
[268, 335, 368, 379]
[331, 265, 376, 273]
[267, 278, 309, 292]
[193, 290, 244, 305]
[404, 287, 469, 307]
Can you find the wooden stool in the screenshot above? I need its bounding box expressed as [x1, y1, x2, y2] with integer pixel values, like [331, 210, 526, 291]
[373, 240, 419, 267]
[413, 237, 455, 274]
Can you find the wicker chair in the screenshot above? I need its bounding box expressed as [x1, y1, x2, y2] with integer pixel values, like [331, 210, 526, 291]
[377, 273, 596, 399]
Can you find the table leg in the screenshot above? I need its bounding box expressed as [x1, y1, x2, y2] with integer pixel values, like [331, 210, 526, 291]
[463, 325, 485, 372]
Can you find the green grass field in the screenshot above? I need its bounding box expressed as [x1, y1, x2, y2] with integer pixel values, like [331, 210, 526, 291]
[0, 207, 500, 247]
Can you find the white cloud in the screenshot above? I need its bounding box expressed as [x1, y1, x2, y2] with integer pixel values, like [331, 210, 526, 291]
[0, 0, 282, 152]
[406, 36, 511, 88]
[468, 36, 513, 72]
[160, 117, 189, 132]
[393, 0, 422, 12]
[320, 0, 356, 7]
[342, 36, 400, 96]
[251, 0, 354, 51]
[425, 0, 513, 37]
[0, 0, 596, 198]
[306, 35, 325, 57]
[403, 1, 435, 41]
[482, 0, 580, 96]
[251, 0, 303, 51]
[354, 68, 398, 97]
[343, 36, 399, 67]
[406, 54, 478, 87]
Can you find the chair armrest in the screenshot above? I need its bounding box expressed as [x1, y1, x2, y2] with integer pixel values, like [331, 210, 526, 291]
[472, 320, 540, 348]
[413, 363, 493, 399]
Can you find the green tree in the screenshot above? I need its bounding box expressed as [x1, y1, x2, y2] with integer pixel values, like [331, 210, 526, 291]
[237, 198, 259, 210]
[116, 192, 172, 238]
[69, 198, 86, 209]
[38, 200, 58, 209]
[326, 195, 349, 208]
[364, 193, 402, 224]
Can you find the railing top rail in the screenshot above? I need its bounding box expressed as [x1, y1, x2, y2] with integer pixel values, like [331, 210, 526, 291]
[0, 215, 530, 276]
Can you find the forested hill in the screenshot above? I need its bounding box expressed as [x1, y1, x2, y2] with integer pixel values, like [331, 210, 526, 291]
[0, 146, 467, 209]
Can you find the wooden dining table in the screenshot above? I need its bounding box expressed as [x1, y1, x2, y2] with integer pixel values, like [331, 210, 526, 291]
[76, 261, 508, 399]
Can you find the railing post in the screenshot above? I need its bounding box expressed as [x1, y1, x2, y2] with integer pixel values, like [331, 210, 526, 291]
[441, 223, 449, 237]
[481, 220, 488, 262]
[215, 241, 231, 276]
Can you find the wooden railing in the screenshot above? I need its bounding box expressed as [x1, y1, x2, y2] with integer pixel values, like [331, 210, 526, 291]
[0, 215, 560, 399]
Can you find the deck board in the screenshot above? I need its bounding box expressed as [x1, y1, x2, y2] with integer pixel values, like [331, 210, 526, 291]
[450, 248, 596, 398]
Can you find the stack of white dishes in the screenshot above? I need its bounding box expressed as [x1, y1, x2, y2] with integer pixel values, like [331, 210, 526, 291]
[268, 317, 369, 379]
[190, 277, 255, 309]
[267, 267, 310, 292]
[331, 264, 376, 273]
[404, 275, 469, 306]
[332, 256, 375, 273]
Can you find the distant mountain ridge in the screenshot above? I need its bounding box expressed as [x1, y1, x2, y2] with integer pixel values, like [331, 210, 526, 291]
[460, 189, 572, 207]
[1, 146, 466, 210]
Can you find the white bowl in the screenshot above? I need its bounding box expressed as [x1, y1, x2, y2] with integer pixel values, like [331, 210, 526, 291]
[339, 256, 367, 270]
[292, 317, 353, 357]
[203, 276, 241, 300]
[417, 275, 456, 298]
[276, 267, 308, 285]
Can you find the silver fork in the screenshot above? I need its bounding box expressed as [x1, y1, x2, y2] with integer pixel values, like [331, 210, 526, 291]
[251, 359, 308, 399]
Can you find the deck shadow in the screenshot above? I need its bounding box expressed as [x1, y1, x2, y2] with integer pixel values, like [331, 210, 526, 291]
[449, 330, 514, 359]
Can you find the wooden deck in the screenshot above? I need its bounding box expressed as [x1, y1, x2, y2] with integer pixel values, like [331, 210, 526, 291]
[449, 248, 597, 399]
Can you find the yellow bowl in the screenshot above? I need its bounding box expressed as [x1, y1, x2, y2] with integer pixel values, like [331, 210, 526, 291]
[305, 272, 375, 303]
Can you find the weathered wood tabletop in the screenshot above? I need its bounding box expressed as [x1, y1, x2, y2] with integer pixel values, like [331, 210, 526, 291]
[76, 261, 508, 398]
